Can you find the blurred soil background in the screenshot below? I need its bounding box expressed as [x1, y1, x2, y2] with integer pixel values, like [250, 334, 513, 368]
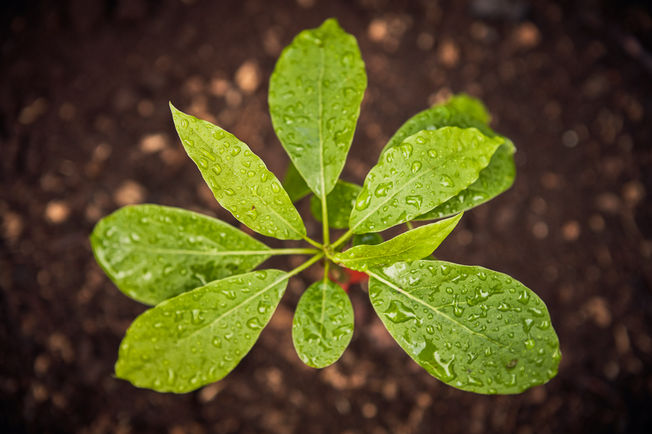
[1, 0, 651, 432]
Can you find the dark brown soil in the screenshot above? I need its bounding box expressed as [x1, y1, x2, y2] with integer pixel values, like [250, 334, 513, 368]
[1, 0, 651, 433]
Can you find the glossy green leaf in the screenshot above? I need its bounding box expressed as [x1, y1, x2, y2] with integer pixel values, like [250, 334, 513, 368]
[170, 104, 305, 240]
[416, 143, 515, 220]
[115, 270, 289, 393]
[352, 232, 383, 247]
[309, 181, 361, 229]
[90, 205, 270, 305]
[292, 279, 354, 368]
[269, 18, 367, 199]
[282, 161, 311, 202]
[334, 214, 462, 271]
[367, 260, 561, 394]
[381, 94, 499, 157]
[349, 127, 503, 233]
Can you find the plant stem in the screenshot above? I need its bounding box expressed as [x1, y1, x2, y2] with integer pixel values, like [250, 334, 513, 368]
[321, 192, 330, 246]
[323, 259, 330, 282]
[405, 221, 414, 230]
[331, 229, 353, 250]
[286, 253, 324, 279]
[302, 235, 323, 249]
[268, 248, 320, 256]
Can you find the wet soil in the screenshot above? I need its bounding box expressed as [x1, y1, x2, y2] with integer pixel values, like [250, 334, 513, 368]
[1, 0, 651, 433]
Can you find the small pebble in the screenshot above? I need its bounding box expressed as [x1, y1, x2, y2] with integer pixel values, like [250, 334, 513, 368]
[45, 201, 70, 224]
[235, 60, 260, 93]
[114, 180, 146, 206]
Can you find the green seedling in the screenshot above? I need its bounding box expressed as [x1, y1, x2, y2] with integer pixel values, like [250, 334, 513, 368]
[91, 18, 560, 394]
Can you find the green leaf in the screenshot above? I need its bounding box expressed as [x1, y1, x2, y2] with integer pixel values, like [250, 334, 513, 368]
[334, 214, 462, 271]
[309, 181, 361, 229]
[381, 94, 499, 157]
[90, 205, 270, 305]
[170, 104, 306, 240]
[416, 143, 515, 220]
[269, 18, 367, 199]
[115, 269, 289, 393]
[282, 161, 311, 202]
[349, 127, 503, 234]
[352, 232, 383, 247]
[292, 279, 354, 368]
[367, 260, 561, 394]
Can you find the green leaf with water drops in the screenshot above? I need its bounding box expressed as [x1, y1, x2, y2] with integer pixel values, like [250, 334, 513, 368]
[282, 161, 311, 203]
[269, 18, 367, 199]
[170, 104, 305, 240]
[90, 205, 271, 305]
[416, 143, 515, 220]
[334, 214, 462, 271]
[115, 269, 289, 393]
[380, 94, 499, 157]
[349, 127, 503, 234]
[292, 279, 354, 368]
[352, 232, 383, 247]
[309, 181, 361, 229]
[367, 260, 561, 394]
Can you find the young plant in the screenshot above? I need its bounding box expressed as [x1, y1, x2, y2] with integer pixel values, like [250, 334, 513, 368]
[91, 18, 560, 395]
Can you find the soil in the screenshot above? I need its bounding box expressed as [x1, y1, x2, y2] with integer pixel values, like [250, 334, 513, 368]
[1, 0, 651, 433]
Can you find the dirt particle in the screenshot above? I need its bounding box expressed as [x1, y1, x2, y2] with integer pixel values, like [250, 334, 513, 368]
[417, 32, 434, 50]
[235, 60, 260, 93]
[45, 201, 70, 224]
[437, 40, 460, 68]
[595, 193, 621, 214]
[198, 383, 224, 403]
[137, 99, 154, 117]
[368, 19, 388, 42]
[614, 325, 630, 355]
[139, 133, 169, 154]
[562, 220, 581, 241]
[561, 130, 579, 148]
[540, 172, 562, 190]
[209, 78, 230, 97]
[512, 22, 540, 49]
[58, 102, 76, 120]
[184, 76, 204, 95]
[584, 296, 611, 328]
[456, 229, 473, 246]
[622, 180, 644, 206]
[34, 354, 51, 376]
[532, 221, 549, 239]
[296, 0, 315, 8]
[19, 97, 48, 125]
[2, 211, 23, 242]
[48, 332, 74, 362]
[226, 88, 242, 107]
[114, 180, 146, 206]
[362, 402, 378, 418]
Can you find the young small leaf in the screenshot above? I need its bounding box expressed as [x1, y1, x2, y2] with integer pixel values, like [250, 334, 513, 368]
[367, 260, 561, 394]
[292, 279, 354, 368]
[352, 232, 383, 247]
[90, 205, 270, 305]
[115, 270, 289, 393]
[309, 181, 361, 229]
[333, 214, 462, 271]
[416, 143, 515, 220]
[170, 104, 306, 240]
[269, 18, 367, 199]
[283, 161, 311, 202]
[349, 127, 503, 233]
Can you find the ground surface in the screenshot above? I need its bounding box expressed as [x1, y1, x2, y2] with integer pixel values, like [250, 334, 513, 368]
[1, 0, 651, 433]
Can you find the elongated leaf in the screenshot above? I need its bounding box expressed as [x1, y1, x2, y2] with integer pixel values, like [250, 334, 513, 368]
[368, 260, 561, 394]
[90, 205, 270, 305]
[381, 94, 499, 156]
[349, 127, 503, 233]
[417, 143, 515, 220]
[283, 161, 311, 202]
[309, 181, 361, 229]
[292, 280, 354, 368]
[352, 232, 383, 247]
[334, 214, 462, 271]
[115, 270, 289, 393]
[269, 18, 367, 199]
[170, 104, 305, 240]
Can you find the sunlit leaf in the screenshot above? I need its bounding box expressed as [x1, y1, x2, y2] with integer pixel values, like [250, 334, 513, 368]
[367, 260, 561, 394]
[269, 18, 367, 199]
[90, 205, 270, 305]
[115, 270, 289, 393]
[292, 279, 354, 368]
[170, 104, 305, 240]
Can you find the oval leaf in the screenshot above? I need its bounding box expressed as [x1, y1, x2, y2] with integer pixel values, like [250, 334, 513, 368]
[352, 232, 383, 247]
[417, 143, 515, 220]
[349, 127, 504, 233]
[90, 205, 270, 305]
[269, 18, 367, 198]
[292, 279, 354, 368]
[309, 180, 361, 229]
[334, 214, 462, 271]
[283, 161, 311, 202]
[115, 270, 289, 393]
[367, 260, 561, 394]
[170, 104, 306, 240]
